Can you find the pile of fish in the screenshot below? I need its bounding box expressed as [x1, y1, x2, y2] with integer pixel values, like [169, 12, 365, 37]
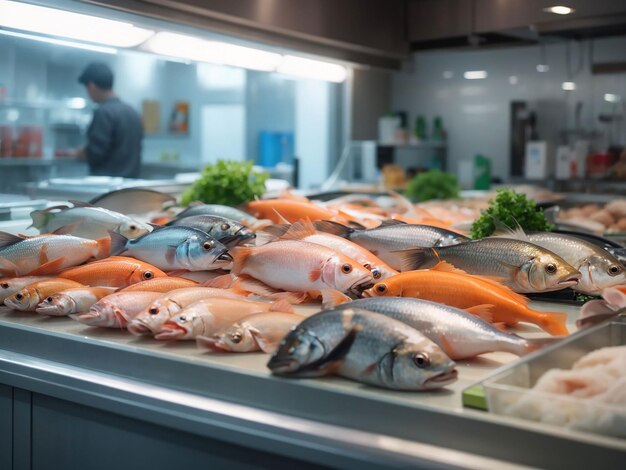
[1, 187, 625, 392]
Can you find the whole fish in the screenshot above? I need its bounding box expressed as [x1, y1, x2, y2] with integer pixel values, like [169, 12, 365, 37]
[109, 226, 232, 271]
[35, 286, 117, 316]
[30, 202, 152, 239]
[89, 188, 175, 215]
[119, 277, 198, 293]
[0, 276, 50, 304]
[268, 308, 458, 391]
[73, 291, 162, 328]
[0, 232, 109, 277]
[198, 312, 304, 353]
[229, 240, 375, 295]
[246, 199, 354, 225]
[127, 287, 246, 336]
[167, 215, 255, 247]
[503, 230, 626, 296]
[4, 278, 84, 311]
[314, 220, 468, 271]
[259, 219, 398, 280]
[332, 298, 558, 359]
[176, 204, 263, 228]
[155, 297, 294, 341]
[362, 262, 569, 336]
[399, 237, 581, 293]
[552, 229, 626, 266]
[59, 258, 167, 288]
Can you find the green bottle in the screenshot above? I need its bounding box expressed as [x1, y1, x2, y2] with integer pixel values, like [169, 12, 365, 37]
[414, 115, 427, 141]
[474, 154, 491, 190]
[432, 116, 444, 141]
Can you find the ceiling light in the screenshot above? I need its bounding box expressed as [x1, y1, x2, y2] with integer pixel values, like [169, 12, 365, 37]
[463, 70, 487, 80]
[0, 0, 154, 47]
[144, 32, 281, 71]
[544, 6, 575, 15]
[67, 97, 87, 109]
[277, 55, 347, 82]
[0, 30, 117, 54]
[562, 81, 576, 91]
[536, 64, 549, 72]
[604, 93, 621, 103]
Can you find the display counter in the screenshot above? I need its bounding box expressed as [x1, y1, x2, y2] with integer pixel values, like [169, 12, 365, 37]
[0, 301, 624, 469]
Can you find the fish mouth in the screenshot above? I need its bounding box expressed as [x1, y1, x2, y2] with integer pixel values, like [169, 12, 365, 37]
[218, 252, 233, 262]
[35, 305, 65, 316]
[267, 357, 299, 375]
[197, 335, 228, 352]
[423, 369, 458, 388]
[154, 323, 186, 341]
[127, 320, 153, 336]
[557, 275, 581, 288]
[350, 277, 376, 295]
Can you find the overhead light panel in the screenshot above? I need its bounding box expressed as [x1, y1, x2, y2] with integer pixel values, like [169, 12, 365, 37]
[604, 93, 621, 103]
[562, 81, 576, 91]
[144, 32, 281, 71]
[277, 55, 347, 83]
[0, 29, 118, 54]
[67, 97, 87, 109]
[544, 6, 575, 15]
[463, 70, 488, 80]
[536, 64, 549, 72]
[0, 0, 154, 47]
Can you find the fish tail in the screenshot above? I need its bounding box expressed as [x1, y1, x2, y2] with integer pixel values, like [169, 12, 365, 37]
[203, 273, 235, 289]
[539, 311, 569, 336]
[396, 247, 439, 272]
[229, 247, 253, 274]
[256, 224, 290, 245]
[95, 236, 111, 259]
[518, 336, 563, 355]
[313, 220, 354, 238]
[29, 209, 50, 230]
[108, 230, 128, 256]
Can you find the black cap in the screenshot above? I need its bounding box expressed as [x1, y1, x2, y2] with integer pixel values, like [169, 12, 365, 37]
[78, 62, 114, 90]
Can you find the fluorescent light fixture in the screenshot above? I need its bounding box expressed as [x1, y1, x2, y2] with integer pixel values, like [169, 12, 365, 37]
[544, 6, 575, 15]
[442, 71, 454, 79]
[562, 81, 576, 91]
[0, 0, 154, 47]
[509, 76, 519, 85]
[277, 55, 347, 82]
[463, 70, 487, 80]
[144, 32, 281, 71]
[604, 93, 621, 103]
[67, 97, 87, 109]
[536, 64, 549, 72]
[0, 29, 117, 54]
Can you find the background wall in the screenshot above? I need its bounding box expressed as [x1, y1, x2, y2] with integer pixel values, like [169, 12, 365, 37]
[391, 35, 626, 180]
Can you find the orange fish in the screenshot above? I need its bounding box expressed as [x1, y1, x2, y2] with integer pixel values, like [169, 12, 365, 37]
[59, 258, 167, 288]
[4, 278, 84, 311]
[245, 199, 355, 225]
[363, 262, 569, 336]
[120, 277, 198, 293]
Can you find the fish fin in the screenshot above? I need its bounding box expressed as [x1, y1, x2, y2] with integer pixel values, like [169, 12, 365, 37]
[492, 322, 508, 332]
[228, 278, 252, 296]
[249, 328, 279, 353]
[95, 237, 110, 259]
[272, 209, 291, 225]
[0, 231, 23, 249]
[601, 287, 626, 308]
[236, 275, 280, 298]
[378, 219, 407, 227]
[395, 247, 439, 272]
[166, 269, 189, 277]
[68, 199, 94, 208]
[257, 224, 291, 243]
[229, 247, 253, 274]
[347, 221, 367, 230]
[27, 257, 67, 276]
[164, 246, 178, 266]
[50, 221, 84, 235]
[431, 260, 467, 275]
[310, 289, 351, 309]
[521, 336, 563, 355]
[308, 268, 322, 282]
[203, 273, 234, 289]
[29, 209, 52, 230]
[39, 243, 49, 265]
[269, 299, 295, 313]
[280, 219, 317, 241]
[491, 218, 530, 241]
[108, 230, 129, 256]
[464, 304, 495, 323]
[539, 311, 570, 336]
[268, 291, 309, 304]
[313, 220, 354, 238]
[0, 258, 19, 277]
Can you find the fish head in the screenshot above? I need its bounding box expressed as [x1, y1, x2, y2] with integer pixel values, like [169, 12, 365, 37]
[267, 327, 326, 374]
[221, 225, 256, 247]
[184, 235, 232, 270]
[579, 255, 626, 295]
[203, 323, 256, 352]
[128, 299, 179, 335]
[378, 340, 458, 390]
[155, 308, 210, 340]
[78, 299, 127, 328]
[323, 255, 375, 294]
[4, 287, 40, 311]
[362, 280, 401, 298]
[36, 293, 75, 316]
[524, 254, 581, 292]
[116, 220, 152, 239]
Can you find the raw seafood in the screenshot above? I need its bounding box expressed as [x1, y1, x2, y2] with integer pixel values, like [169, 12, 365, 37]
[167, 215, 255, 247]
[59, 258, 167, 288]
[4, 278, 84, 311]
[89, 188, 175, 215]
[119, 277, 198, 293]
[36, 286, 117, 316]
[73, 291, 163, 328]
[0, 276, 50, 304]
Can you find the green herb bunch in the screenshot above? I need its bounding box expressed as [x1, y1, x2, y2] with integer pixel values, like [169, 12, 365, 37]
[181, 160, 268, 207]
[470, 188, 554, 239]
[405, 169, 460, 202]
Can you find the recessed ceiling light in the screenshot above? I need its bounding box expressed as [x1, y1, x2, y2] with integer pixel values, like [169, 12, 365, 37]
[544, 6, 575, 15]
[562, 81, 576, 91]
[463, 70, 487, 80]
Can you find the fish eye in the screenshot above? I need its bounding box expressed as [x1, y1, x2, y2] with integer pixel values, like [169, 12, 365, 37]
[46, 297, 53, 302]
[609, 265, 622, 276]
[143, 271, 153, 280]
[203, 241, 213, 250]
[413, 353, 430, 368]
[545, 263, 557, 274]
[230, 332, 242, 343]
[149, 307, 159, 315]
[178, 315, 187, 323]
[16, 293, 23, 300]
[221, 223, 230, 231]
[1, 283, 8, 289]
[372, 269, 382, 280]
[129, 224, 137, 231]
[376, 284, 387, 293]
[341, 263, 353, 274]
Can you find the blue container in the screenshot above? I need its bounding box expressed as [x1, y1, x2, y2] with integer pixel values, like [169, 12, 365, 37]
[259, 131, 294, 167]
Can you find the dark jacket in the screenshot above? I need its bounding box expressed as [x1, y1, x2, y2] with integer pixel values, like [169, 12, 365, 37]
[86, 97, 143, 178]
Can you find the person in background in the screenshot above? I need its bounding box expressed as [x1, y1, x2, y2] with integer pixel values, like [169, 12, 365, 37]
[75, 62, 143, 178]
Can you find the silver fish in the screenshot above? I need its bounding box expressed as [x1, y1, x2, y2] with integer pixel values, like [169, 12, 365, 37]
[167, 215, 255, 247]
[314, 220, 468, 271]
[176, 204, 261, 227]
[109, 226, 232, 271]
[267, 308, 457, 390]
[399, 238, 581, 293]
[332, 298, 558, 359]
[89, 188, 176, 214]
